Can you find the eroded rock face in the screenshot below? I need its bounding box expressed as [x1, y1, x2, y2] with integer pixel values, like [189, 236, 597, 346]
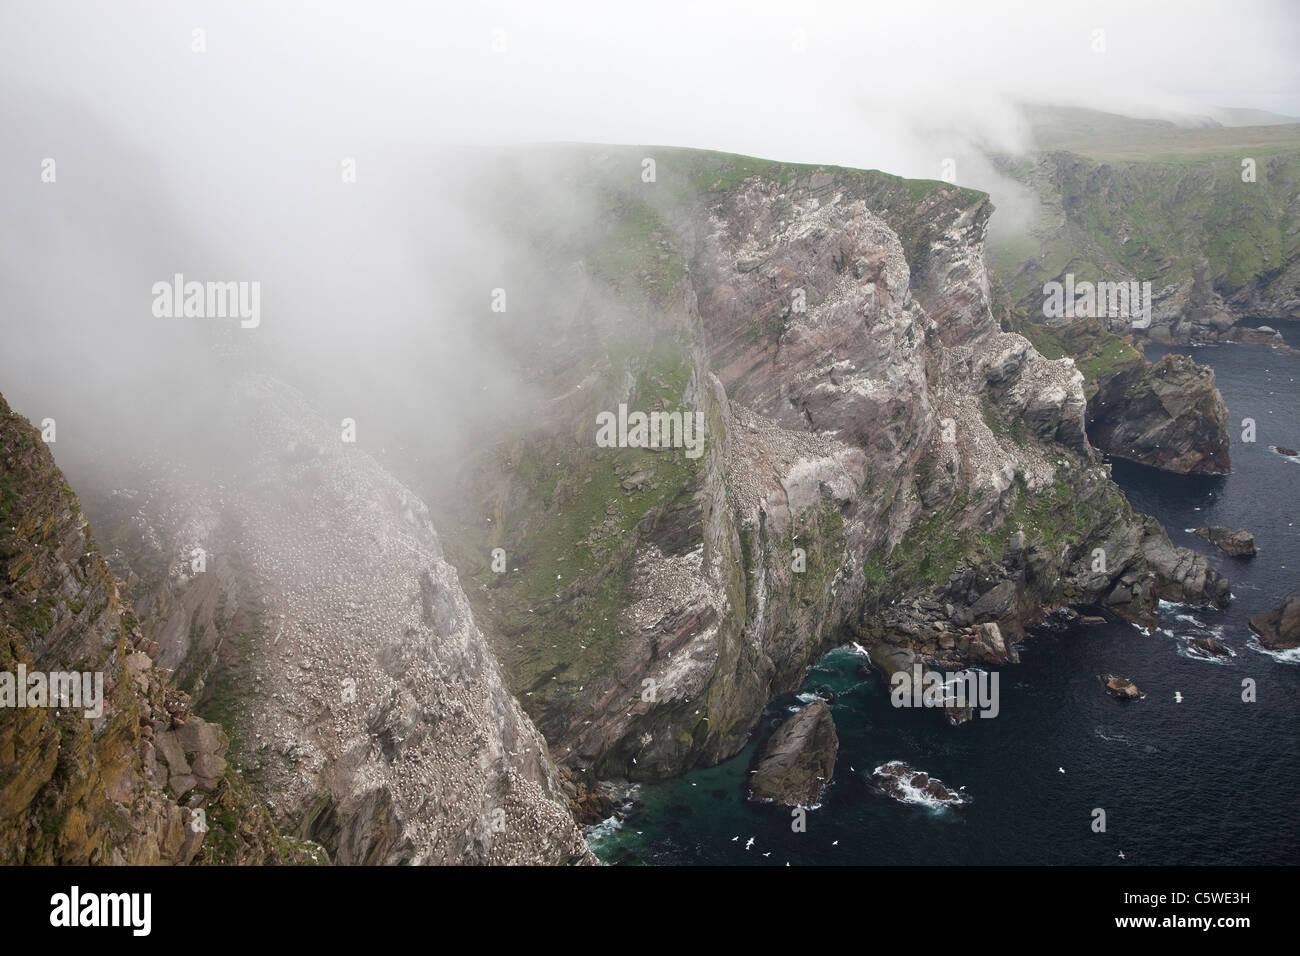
[413, 150, 1229, 784]
[1194, 526, 1256, 557]
[130, 377, 593, 865]
[1004, 319, 1233, 478]
[1088, 354, 1231, 475]
[1249, 593, 1300, 650]
[747, 700, 838, 807]
[63, 150, 1232, 809]
[1137, 516, 1231, 608]
[0, 391, 314, 865]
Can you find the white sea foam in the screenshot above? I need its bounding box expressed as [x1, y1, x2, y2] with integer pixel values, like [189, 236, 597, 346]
[1246, 635, 1300, 664]
[1177, 637, 1237, 664]
[583, 814, 625, 843]
[871, 762, 970, 809]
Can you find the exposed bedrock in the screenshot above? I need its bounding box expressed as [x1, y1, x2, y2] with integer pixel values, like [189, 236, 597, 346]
[746, 699, 838, 808]
[1087, 353, 1231, 475]
[1193, 526, 1256, 557]
[419, 151, 1228, 784]
[1249, 593, 1300, 651]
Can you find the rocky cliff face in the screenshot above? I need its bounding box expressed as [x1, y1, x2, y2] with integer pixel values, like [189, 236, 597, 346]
[85, 377, 593, 865]
[18, 146, 1235, 855]
[1008, 317, 1232, 475]
[421, 147, 1229, 784]
[0, 391, 319, 864]
[991, 144, 1300, 342]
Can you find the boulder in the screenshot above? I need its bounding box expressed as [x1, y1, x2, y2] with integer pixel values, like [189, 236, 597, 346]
[746, 700, 838, 807]
[1249, 593, 1300, 650]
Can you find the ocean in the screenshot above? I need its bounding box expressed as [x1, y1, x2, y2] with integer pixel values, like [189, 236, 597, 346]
[589, 340, 1300, 865]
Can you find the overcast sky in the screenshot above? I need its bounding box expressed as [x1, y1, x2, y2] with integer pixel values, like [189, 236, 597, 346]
[0, 0, 1296, 473]
[2, 0, 1297, 179]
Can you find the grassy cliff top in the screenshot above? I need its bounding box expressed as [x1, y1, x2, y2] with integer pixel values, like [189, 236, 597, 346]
[1019, 105, 1300, 164]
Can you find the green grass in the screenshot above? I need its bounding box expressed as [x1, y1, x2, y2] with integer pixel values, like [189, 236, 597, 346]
[450, 347, 707, 711]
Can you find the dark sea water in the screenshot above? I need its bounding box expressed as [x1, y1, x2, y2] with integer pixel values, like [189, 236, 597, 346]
[589, 341, 1300, 866]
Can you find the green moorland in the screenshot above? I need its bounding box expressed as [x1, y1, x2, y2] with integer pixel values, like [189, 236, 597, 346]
[987, 107, 1300, 317]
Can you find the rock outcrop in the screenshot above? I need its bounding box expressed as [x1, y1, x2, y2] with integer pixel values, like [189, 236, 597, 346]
[871, 761, 968, 807]
[1087, 353, 1231, 474]
[1249, 593, 1300, 650]
[1135, 515, 1231, 608]
[1193, 526, 1256, 557]
[1102, 674, 1143, 700]
[0, 391, 320, 864]
[746, 700, 838, 807]
[1008, 318, 1233, 476]
[1188, 636, 1233, 659]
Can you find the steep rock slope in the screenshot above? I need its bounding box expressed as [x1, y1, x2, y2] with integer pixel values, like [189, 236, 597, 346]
[88, 377, 593, 864]
[746, 699, 838, 808]
[0, 391, 318, 864]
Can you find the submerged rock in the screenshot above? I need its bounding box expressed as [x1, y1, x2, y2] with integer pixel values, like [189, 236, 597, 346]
[1188, 636, 1232, 659]
[1101, 674, 1143, 700]
[1193, 526, 1256, 557]
[1249, 593, 1300, 650]
[747, 700, 838, 807]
